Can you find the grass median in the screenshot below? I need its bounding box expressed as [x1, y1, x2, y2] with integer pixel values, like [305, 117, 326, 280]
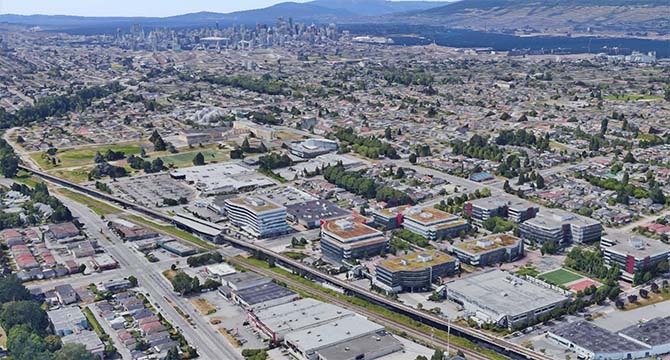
[57, 188, 120, 216]
[124, 214, 217, 250]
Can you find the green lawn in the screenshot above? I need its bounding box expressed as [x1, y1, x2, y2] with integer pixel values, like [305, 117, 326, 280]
[159, 149, 229, 168]
[30, 141, 147, 170]
[47, 166, 94, 184]
[57, 188, 120, 216]
[540, 268, 582, 285]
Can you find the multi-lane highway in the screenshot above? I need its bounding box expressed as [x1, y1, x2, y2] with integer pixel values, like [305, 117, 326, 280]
[57, 194, 243, 360]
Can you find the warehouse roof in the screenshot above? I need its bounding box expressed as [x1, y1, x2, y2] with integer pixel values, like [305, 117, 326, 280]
[284, 315, 384, 352]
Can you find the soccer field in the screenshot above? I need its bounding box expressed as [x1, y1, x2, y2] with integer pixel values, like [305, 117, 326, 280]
[540, 268, 583, 285]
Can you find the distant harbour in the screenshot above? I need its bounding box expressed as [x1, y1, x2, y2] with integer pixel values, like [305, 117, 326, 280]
[343, 24, 670, 58]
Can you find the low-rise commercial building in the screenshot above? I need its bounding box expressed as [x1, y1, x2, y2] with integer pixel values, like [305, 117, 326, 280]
[444, 269, 570, 329]
[374, 250, 458, 293]
[249, 298, 355, 343]
[284, 315, 401, 360]
[452, 234, 524, 267]
[549, 317, 670, 360]
[288, 138, 338, 158]
[519, 208, 601, 247]
[320, 217, 387, 264]
[601, 232, 670, 282]
[224, 196, 290, 238]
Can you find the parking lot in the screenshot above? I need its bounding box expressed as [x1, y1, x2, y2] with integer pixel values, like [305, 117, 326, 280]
[108, 173, 195, 208]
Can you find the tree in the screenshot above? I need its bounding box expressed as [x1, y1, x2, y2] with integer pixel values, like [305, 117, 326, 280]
[0, 275, 31, 303]
[0, 301, 50, 335]
[149, 130, 167, 151]
[7, 324, 51, 360]
[540, 240, 557, 256]
[241, 137, 251, 152]
[535, 174, 545, 189]
[409, 153, 417, 164]
[600, 118, 608, 135]
[623, 151, 636, 163]
[171, 271, 200, 295]
[45, 335, 62, 352]
[127, 275, 138, 287]
[53, 343, 97, 360]
[166, 347, 181, 360]
[192, 152, 205, 166]
[431, 349, 445, 360]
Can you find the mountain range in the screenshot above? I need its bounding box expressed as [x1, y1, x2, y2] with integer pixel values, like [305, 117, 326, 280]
[1, 0, 668, 38]
[0, 1, 450, 30]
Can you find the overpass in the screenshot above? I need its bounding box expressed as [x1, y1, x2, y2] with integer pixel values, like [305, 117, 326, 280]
[20, 165, 550, 360]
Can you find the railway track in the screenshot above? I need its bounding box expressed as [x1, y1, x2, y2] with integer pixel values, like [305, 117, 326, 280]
[229, 257, 493, 360]
[21, 165, 549, 360]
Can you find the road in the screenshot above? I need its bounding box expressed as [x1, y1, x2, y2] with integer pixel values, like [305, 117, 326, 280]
[57, 194, 243, 360]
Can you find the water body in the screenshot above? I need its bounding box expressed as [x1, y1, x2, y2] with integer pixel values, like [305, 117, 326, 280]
[343, 24, 670, 58]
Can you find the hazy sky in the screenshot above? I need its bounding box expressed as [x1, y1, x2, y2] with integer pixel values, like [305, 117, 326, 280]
[0, 0, 319, 17]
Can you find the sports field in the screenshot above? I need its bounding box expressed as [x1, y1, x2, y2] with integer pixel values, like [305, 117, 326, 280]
[539, 268, 583, 285]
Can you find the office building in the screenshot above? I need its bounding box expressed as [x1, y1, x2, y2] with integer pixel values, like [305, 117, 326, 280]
[374, 250, 458, 293]
[452, 234, 524, 267]
[601, 232, 670, 282]
[519, 208, 601, 247]
[465, 196, 539, 226]
[396, 206, 468, 240]
[320, 217, 387, 264]
[445, 269, 570, 329]
[225, 196, 290, 238]
[371, 205, 410, 230]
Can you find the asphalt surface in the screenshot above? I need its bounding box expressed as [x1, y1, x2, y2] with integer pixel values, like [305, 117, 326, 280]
[57, 195, 243, 360]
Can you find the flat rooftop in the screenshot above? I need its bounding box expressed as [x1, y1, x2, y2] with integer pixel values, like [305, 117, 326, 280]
[322, 217, 383, 242]
[316, 330, 402, 360]
[550, 321, 645, 353]
[403, 207, 458, 225]
[620, 316, 670, 346]
[236, 282, 296, 306]
[603, 232, 670, 258]
[379, 250, 455, 272]
[170, 162, 274, 191]
[375, 205, 410, 218]
[446, 269, 568, 318]
[469, 196, 538, 211]
[456, 234, 521, 254]
[226, 196, 283, 213]
[524, 208, 600, 229]
[253, 298, 354, 335]
[285, 200, 349, 222]
[284, 315, 384, 352]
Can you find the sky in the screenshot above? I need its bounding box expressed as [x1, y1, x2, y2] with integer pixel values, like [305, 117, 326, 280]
[0, 0, 317, 17]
